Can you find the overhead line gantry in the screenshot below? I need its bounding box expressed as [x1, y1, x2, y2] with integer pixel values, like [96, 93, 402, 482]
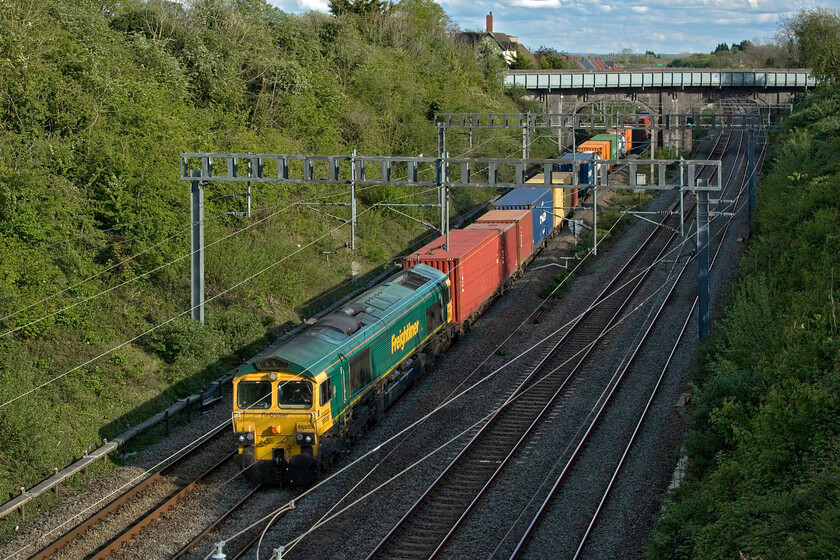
[180, 152, 719, 339]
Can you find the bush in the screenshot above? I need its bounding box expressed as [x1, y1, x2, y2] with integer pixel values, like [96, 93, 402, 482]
[145, 317, 224, 367]
[646, 83, 840, 560]
[0, 0, 527, 525]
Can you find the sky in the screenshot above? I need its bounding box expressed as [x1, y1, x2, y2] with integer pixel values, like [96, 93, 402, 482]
[265, 0, 835, 55]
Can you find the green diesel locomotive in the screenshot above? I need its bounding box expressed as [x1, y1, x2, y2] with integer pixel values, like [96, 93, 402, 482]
[232, 264, 451, 485]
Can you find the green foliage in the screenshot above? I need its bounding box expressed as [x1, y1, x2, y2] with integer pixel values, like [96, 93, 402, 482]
[540, 268, 570, 298]
[0, 0, 523, 524]
[534, 46, 571, 70]
[145, 317, 223, 366]
[476, 36, 507, 91]
[668, 53, 715, 68]
[504, 85, 542, 113]
[668, 38, 789, 69]
[646, 84, 840, 560]
[781, 8, 840, 81]
[329, 0, 390, 16]
[508, 50, 534, 70]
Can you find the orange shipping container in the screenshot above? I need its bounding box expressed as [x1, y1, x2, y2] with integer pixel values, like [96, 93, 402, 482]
[577, 140, 611, 169]
[608, 128, 633, 154]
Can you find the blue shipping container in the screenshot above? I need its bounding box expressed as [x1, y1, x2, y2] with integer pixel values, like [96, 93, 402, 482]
[492, 188, 553, 249]
[559, 152, 598, 193]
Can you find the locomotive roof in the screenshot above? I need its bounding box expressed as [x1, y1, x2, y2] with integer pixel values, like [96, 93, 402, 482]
[235, 264, 446, 378]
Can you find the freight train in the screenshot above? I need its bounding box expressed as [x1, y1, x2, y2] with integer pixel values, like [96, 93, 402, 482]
[231, 129, 632, 485]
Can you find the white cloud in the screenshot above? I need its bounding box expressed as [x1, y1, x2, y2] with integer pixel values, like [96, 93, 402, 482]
[266, 0, 801, 53]
[296, 0, 329, 10]
[713, 12, 780, 24]
[509, 0, 563, 7]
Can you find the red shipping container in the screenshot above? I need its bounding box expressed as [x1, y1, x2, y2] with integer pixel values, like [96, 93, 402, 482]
[465, 222, 517, 282]
[475, 209, 533, 270]
[404, 229, 501, 326]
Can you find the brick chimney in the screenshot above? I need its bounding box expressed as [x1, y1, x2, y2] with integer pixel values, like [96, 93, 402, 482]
[486, 12, 493, 33]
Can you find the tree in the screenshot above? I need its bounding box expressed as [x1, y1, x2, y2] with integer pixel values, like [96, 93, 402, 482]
[328, 0, 388, 15]
[713, 42, 730, 53]
[476, 36, 507, 89]
[533, 46, 571, 69]
[781, 8, 840, 81]
[508, 49, 534, 69]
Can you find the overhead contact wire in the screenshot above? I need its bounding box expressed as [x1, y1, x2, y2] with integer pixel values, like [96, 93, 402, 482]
[270, 139, 752, 553]
[210, 221, 700, 556]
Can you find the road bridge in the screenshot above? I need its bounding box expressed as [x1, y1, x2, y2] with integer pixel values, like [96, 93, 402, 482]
[506, 69, 816, 148]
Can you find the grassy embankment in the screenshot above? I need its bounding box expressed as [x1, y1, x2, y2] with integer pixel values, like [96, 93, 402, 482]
[0, 0, 555, 532]
[646, 84, 840, 559]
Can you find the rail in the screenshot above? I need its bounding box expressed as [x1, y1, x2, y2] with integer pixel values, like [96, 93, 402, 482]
[0, 393, 207, 521]
[366, 177, 693, 559]
[510, 130, 751, 558]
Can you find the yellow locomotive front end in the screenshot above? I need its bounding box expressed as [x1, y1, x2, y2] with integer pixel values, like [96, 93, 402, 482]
[232, 370, 326, 485]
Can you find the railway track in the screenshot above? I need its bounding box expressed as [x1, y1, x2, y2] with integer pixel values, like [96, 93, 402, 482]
[507, 128, 755, 559]
[29, 422, 235, 560]
[152, 128, 748, 560]
[364, 138, 716, 559]
[171, 485, 262, 560]
[171, 484, 302, 560]
[360, 125, 754, 560]
[207, 130, 750, 560]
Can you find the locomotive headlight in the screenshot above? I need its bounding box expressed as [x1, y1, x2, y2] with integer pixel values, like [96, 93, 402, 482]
[296, 432, 315, 445]
[235, 431, 255, 444]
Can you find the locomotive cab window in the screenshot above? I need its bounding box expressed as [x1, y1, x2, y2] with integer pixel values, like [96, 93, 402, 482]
[349, 349, 371, 393]
[237, 381, 272, 410]
[319, 378, 333, 406]
[278, 380, 312, 409]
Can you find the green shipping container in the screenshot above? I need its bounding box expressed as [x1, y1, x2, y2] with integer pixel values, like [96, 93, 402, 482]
[591, 133, 618, 159]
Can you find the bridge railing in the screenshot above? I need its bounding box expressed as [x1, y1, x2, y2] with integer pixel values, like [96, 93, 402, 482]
[504, 69, 817, 90]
